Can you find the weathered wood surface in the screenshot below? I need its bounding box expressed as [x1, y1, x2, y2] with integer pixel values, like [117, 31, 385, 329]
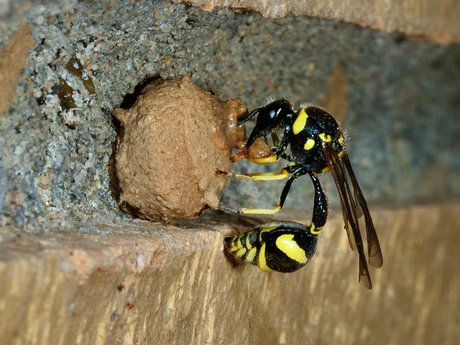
[0, 203, 459, 344]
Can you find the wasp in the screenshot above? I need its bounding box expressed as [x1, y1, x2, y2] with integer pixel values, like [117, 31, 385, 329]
[221, 99, 383, 289]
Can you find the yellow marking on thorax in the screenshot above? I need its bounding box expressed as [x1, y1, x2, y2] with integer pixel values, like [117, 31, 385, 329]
[304, 138, 315, 151]
[318, 133, 332, 143]
[276, 234, 308, 264]
[258, 243, 274, 271]
[293, 108, 308, 135]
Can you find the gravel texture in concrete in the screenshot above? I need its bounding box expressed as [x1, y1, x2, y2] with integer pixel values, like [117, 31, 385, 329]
[0, 1, 459, 232]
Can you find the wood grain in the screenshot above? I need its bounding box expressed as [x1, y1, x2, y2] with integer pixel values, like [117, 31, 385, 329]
[0, 203, 459, 344]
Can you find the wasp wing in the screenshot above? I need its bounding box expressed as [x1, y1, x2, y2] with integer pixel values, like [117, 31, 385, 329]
[342, 153, 383, 269]
[323, 146, 374, 289]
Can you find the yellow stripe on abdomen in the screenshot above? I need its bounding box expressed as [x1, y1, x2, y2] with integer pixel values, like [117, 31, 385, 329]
[258, 243, 274, 272]
[275, 234, 308, 264]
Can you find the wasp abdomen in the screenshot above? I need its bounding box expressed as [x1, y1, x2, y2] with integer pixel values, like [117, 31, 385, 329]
[225, 227, 260, 266]
[225, 222, 318, 273]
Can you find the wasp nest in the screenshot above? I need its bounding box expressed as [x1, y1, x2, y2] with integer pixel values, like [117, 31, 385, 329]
[112, 76, 247, 223]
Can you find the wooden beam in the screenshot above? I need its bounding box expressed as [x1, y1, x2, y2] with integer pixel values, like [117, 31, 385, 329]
[1, 203, 459, 344]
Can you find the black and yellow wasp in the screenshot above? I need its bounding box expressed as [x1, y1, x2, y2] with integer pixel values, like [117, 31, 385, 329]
[220, 99, 383, 289]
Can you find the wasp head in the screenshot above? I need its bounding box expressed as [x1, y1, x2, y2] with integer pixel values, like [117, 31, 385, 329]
[246, 99, 294, 147]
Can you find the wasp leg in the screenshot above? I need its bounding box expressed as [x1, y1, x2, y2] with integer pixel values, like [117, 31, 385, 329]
[230, 150, 247, 163]
[236, 167, 307, 215]
[309, 173, 328, 235]
[217, 168, 289, 181]
[217, 165, 306, 215]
